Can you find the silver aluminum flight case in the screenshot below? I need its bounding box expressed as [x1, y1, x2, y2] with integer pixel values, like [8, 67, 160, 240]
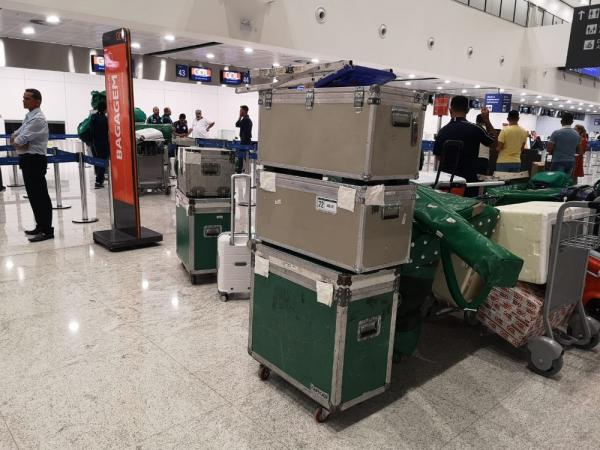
[177, 146, 236, 198]
[256, 170, 416, 273]
[258, 85, 427, 181]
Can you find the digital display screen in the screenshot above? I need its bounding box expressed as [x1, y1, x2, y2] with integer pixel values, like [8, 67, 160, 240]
[91, 55, 105, 73]
[220, 70, 242, 85]
[189, 67, 212, 82]
[176, 64, 189, 78]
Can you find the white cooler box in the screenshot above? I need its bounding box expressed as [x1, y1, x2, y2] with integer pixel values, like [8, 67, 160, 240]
[493, 201, 587, 284]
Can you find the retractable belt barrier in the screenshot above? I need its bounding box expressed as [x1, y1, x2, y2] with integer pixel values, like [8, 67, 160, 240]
[0, 137, 109, 220]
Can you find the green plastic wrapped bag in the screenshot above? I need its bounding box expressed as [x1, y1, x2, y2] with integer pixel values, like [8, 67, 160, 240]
[90, 90, 106, 109]
[134, 123, 172, 143]
[529, 171, 573, 189]
[134, 108, 147, 123]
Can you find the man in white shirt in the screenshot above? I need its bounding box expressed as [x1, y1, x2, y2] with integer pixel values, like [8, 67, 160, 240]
[189, 110, 215, 139]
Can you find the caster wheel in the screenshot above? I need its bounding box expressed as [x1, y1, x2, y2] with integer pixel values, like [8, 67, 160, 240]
[574, 332, 600, 350]
[527, 352, 564, 378]
[220, 293, 229, 302]
[315, 407, 330, 423]
[585, 299, 600, 321]
[464, 310, 479, 327]
[258, 365, 270, 381]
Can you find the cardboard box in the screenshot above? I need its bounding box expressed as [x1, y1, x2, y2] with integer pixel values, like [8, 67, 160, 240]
[477, 282, 574, 347]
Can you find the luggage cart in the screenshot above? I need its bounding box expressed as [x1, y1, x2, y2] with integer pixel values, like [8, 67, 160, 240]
[137, 138, 170, 195]
[527, 201, 600, 376]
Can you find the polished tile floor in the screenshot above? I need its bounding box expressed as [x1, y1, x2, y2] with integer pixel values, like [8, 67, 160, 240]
[1, 163, 600, 449]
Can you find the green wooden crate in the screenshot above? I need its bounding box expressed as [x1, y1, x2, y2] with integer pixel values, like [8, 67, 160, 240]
[249, 243, 399, 420]
[175, 190, 230, 282]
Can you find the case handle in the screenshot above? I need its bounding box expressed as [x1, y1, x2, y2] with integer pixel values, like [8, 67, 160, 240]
[357, 316, 381, 342]
[203, 225, 222, 238]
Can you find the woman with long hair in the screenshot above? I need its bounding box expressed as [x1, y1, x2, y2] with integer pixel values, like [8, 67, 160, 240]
[574, 124, 588, 180]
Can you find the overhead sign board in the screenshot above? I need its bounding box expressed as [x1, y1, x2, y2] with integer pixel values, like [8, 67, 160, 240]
[176, 64, 188, 78]
[190, 66, 212, 82]
[433, 95, 449, 116]
[484, 93, 512, 113]
[566, 5, 600, 69]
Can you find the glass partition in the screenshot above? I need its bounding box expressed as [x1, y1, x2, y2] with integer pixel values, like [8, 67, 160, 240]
[454, 0, 570, 28]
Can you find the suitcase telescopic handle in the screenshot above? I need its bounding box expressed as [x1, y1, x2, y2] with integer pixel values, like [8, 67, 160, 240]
[230, 173, 252, 246]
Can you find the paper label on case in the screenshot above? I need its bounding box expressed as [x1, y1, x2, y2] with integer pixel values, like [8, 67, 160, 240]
[259, 172, 276, 192]
[316, 280, 334, 307]
[316, 197, 337, 215]
[254, 255, 270, 278]
[337, 186, 356, 212]
[365, 185, 386, 206]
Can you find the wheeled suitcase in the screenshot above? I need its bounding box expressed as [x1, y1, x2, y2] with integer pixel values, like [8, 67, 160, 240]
[256, 170, 416, 273]
[249, 242, 399, 421]
[176, 190, 231, 284]
[177, 146, 236, 198]
[258, 85, 427, 180]
[217, 174, 252, 301]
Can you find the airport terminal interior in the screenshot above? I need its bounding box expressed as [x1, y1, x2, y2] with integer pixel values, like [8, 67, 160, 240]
[2, 0, 600, 448]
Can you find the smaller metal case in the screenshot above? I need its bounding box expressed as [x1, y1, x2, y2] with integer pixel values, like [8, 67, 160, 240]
[177, 146, 236, 198]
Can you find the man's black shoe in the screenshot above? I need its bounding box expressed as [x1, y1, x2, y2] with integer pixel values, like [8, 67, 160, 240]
[0, 186, 6, 192]
[24, 228, 41, 236]
[28, 232, 54, 243]
[94, 183, 104, 189]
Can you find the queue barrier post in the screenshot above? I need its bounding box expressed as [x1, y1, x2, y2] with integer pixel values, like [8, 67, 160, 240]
[7, 142, 24, 187]
[72, 143, 98, 224]
[52, 148, 71, 210]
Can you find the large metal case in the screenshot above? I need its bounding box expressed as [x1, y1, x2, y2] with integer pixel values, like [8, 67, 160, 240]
[175, 190, 231, 283]
[256, 170, 416, 273]
[177, 147, 236, 198]
[249, 243, 399, 419]
[258, 85, 427, 180]
[137, 139, 169, 194]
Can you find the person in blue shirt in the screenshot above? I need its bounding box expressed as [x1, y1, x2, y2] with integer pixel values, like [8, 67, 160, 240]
[146, 106, 162, 124]
[10, 88, 53, 242]
[547, 112, 582, 175]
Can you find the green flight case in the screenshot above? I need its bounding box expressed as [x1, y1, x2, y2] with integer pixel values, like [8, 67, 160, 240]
[175, 190, 231, 284]
[249, 243, 399, 422]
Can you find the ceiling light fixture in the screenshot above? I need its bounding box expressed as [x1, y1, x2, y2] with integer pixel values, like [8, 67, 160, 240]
[553, 98, 559, 101]
[499, 88, 505, 93]
[206, 53, 215, 59]
[589, 104, 594, 107]
[534, 100, 539, 104]
[461, 89, 468, 94]
[164, 34, 175, 42]
[46, 15, 60, 24]
[474, 84, 481, 88]
[566, 100, 572, 104]
[436, 86, 442, 90]
[131, 42, 141, 49]
[520, 99, 525, 103]
[404, 81, 412, 86]
[536, 95, 542, 99]
[579, 102, 584, 106]
[578, 107, 583, 110]
[444, 80, 451, 84]
[244, 47, 253, 54]
[408, 74, 416, 79]
[559, 104, 564, 108]
[311, 58, 320, 63]
[272, 62, 281, 67]
[521, 92, 527, 96]
[548, 102, 553, 106]
[22, 26, 35, 35]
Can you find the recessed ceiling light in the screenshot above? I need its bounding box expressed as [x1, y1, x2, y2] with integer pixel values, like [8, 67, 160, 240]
[588, 104, 594, 107]
[461, 89, 468, 94]
[272, 62, 281, 67]
[310, 58, 320, 63]
[499, 88, 505, 93]
[578, 107, 583, 110]
[164, 34, 175, 42]
[408, 74, 416, 79]
[22, 26, 35, 35]
[520, 99, 525, 103]
[536, 95, 542, 99]
[534, 100, 539, 104]
[436, 86, 442, 90]
[566, 100, 572, 104]
[581, 0, 589, 4]
[244, 47, 253, 54]
[206, 53, 215, 59]
[571, 106, 576, 109]
[553, 98, 559, 101]
[444, 80, 451, 84]
[548, 102, 553, 106]
[131, 42, 141, 49]
[474, 84, 481, 88]
[46, 15, 60, 24]
[587, 109, 591, 112]
[521, 92, 527, 96]
[579, 102, 584, 106]
[404, 81, 412, 86]
[559, 104, 564, 108]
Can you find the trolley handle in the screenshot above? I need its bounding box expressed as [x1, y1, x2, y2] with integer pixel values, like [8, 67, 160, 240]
[587, 270, 600, 279]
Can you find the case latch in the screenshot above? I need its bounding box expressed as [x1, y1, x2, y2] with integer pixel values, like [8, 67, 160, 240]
[260, 90, 273, 110]
[305, 89, 315, 110]
[354, 87, 365, 111]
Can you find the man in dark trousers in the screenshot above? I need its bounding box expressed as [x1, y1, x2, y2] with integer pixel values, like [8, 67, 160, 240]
[433, 96, 495, 197]
[11, 88, 53, 242]
[235, 105, 253, 173]
[90, 100, 110, 189]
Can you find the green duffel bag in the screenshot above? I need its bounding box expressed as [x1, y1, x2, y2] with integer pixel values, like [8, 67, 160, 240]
[134, 107, 147, 123]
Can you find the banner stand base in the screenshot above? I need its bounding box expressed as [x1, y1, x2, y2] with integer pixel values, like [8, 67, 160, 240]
[93, 227, 163, 252]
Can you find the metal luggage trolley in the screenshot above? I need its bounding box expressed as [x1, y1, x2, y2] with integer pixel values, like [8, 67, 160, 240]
[137, 138, 170, 195]
[528, 201, 600, 377]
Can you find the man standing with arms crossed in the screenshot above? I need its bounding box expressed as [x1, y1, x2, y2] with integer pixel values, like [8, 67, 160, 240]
[11, 89, 53, 242]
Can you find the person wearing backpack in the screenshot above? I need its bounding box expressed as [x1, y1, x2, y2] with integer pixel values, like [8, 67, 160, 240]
[89, 101, 110, 188]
